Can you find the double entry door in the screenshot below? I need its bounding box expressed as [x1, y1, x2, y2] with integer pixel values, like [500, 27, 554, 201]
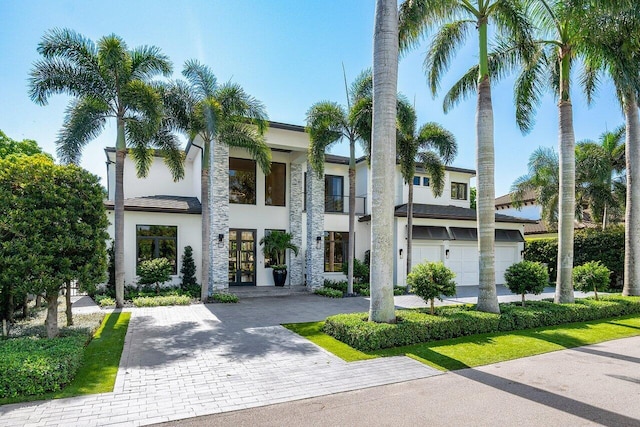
[228, 229, 256, 286]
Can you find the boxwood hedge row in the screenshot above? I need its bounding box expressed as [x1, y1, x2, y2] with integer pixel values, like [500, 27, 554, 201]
[0, 334, 87, 398]
[323, 296, 640, 351]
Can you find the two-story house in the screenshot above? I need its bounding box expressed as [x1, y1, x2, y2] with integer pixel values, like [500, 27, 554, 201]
[104, 121, 531, 292]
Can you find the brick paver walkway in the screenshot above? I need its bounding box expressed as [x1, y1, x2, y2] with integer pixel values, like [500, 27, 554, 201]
[1, 295, 440, 427]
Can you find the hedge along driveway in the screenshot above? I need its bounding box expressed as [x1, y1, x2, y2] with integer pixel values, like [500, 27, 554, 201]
[286, 314, 640, 371]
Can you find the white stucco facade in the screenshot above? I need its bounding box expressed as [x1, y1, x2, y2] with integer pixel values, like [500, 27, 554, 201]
[105, 121, 531, 292]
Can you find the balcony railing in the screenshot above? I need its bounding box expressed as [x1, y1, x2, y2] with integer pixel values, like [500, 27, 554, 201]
[304, 193, 367, 215]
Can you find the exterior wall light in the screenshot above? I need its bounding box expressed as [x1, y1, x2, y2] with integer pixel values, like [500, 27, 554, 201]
[399, 248, 403, 259]
[218, 233, 224, 247]
[316, 236, 322, 249]
[445, 249, 450, 259]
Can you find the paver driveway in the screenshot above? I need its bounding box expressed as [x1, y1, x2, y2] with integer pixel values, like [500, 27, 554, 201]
[1, 295, 440, 427]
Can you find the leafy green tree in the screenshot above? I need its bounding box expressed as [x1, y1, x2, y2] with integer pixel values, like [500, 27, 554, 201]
[180, 246, 198, 296]
[29, 29, 183, 308]
[0, 155, 108, 338]
[396, 101, 457, 281]
[504, 261, 548, 306]
[306, 70, 372, 295]
[400, 0, 533, 314]
[0, 130, 53, 160]
[166, 60, 270, 300]
[573, 261, 610, 300]
[576, 127, 626, 229]
[407, 261, 456, 315]
[137, 258, 173, 295]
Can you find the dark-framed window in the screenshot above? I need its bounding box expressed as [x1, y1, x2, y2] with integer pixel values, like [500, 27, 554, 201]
[324, 231, 349, 272]
[325, 175, 344, 212]
[451, 182, 468, 200]
[263, 229, 285, 268]
[423, 177, 430, 187]
[265, 162, 286, 206]
[136, 225, 178, 274]
[413, 176, 420, 186]
[230, 157, 256, 204]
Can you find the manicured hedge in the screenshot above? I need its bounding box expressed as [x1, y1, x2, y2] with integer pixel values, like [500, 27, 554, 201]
[132, 295, 192, 307]
[525, 226, 624, 288]
[323, 296, 640, 351]
[0, 334, 87, 398]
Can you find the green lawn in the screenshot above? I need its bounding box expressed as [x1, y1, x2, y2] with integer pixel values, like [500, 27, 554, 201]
[284, 315, 640, 371]
[0, 311, 130, 405]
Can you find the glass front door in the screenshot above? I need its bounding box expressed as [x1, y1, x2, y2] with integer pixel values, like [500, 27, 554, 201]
[229, 229, 256, 286]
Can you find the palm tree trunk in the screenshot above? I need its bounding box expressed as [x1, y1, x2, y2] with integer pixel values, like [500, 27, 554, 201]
[406, 181, 414, 288]
[114, 119, 126, 308]
[347, 140, 356, 295]
[201, 143, 210, 301]
[369, 0, 398, 323]
[555, 99, 576, 303]
[623, 93, 640, 296]
[476, 76, 499, 314]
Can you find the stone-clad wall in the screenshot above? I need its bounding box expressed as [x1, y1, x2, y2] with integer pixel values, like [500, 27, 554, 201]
[209, 140, 230, 292]
[288, 163, 304, 286]
[306, 165, 324, 289]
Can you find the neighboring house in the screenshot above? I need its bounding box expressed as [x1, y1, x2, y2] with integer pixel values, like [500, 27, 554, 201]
[495, 190, 597, 236]
[104, 121, 532, 292]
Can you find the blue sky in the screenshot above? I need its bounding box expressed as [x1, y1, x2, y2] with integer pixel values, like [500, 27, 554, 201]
[0, 0, 625, 196]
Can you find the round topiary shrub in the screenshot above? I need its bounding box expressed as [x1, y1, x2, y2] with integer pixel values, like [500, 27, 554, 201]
[504, 261, 549, 306]
[407, 261, 456, 314]
[573, 261, 610, 300]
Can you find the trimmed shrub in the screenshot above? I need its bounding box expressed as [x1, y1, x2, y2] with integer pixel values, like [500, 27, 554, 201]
[323, 280, 347, 293]
[525, 226, 624, 288]
[180, 246, 199, 298]
[0, 334, 86, 398]
[341, 258, 370, 283]
[209, 293, 239, 303]
[314, 287, 343, 298]
[407, 262, 456, 314]
[137, 258, 173, 295]
[94, 295, 115, 307]
[504, 261, 549, 306]
[132, 295, 191, 307]
[573, 261, 611, 300]
[323, 296, 640, 351]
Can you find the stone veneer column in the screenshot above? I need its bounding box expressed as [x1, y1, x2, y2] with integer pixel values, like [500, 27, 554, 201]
[305, 164, 325, 289]
[288, 163, 304, 286]
[208, 140, 229, 293]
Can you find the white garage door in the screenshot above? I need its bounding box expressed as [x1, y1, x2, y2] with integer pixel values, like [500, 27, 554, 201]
[447, 243, 479, 286]
[411, 244, 444, 268]
[496, 244, 520, 284]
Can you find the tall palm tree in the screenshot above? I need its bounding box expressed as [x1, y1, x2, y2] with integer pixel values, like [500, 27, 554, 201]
[369, 0, 399, 323]
[306, 70, 371, 295]
[396, 102, 457, 278]
[29, 29, 182, 308]
[575, 127, 626, 229]
[511, 0, 608, 303]
[578, 1, 640, 296]
[400, 0, 532, 313]
[169, 60, 271, 300]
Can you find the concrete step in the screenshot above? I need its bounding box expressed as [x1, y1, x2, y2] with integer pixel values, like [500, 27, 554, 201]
[227, 285, 309, 298]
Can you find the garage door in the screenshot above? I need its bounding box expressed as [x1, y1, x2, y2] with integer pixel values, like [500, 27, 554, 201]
[447, 243, 479, 286]
[411, 244, 444, 268]
[496, 244, 520, 284]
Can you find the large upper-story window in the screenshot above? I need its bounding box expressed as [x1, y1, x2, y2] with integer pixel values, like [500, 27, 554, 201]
[325, 175, 344, 212]
[136, 225, 177, 274]
[265, 162, 286, 206]
[230, 158, 256, 204]
[451, 182, 468, 200]
[324, 231, 349, 272]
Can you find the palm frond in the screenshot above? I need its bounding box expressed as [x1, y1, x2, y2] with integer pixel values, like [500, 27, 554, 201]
[130, 45, 172, 80]
[56, 97, 109, 164]
[349, 69, 372, 104]
[97, 34, 130, 84]
[215, 82, 269, 134]
[416, 151, 446, 197]
[218, 121, 272, 175]
[151, 127, 185, 181]
[416, 122, 457, 164]
[515, 44, 550, 133]
[121, 80, 163, 128]
[349, 96, 373, 157]
[182, 59, 217, 99]
[399, 0, 464, 54]
[305, 101, 346, 177]
[425, 20, 474, 97]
